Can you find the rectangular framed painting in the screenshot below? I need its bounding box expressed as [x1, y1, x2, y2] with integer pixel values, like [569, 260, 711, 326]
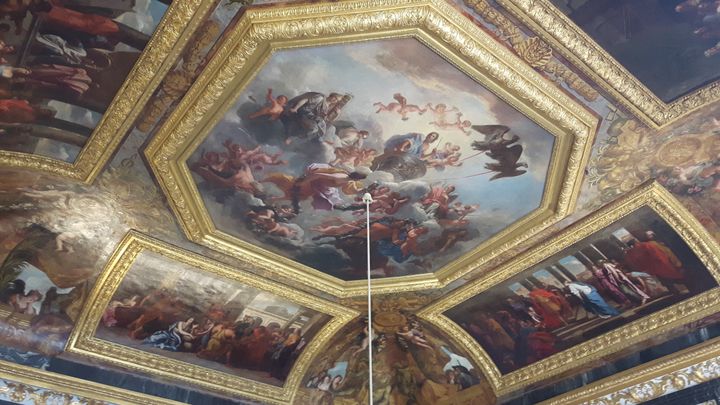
[419, 181, 720, 394]
[0, 0, 214, 182]
[496, 0, 720, 127]
[66, 231, 358, 404]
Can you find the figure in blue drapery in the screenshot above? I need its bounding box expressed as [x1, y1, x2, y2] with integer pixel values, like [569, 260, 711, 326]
[143, 318, 194, 352]
[383, 132, 439, 158]
[565, 281, 620, 319]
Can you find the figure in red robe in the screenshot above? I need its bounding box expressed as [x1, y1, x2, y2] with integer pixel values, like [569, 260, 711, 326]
[0, 99, 53, 123]
[528, 288, 567, 330]
[36, 1, 119, 37]
[623, 238, 686, 295]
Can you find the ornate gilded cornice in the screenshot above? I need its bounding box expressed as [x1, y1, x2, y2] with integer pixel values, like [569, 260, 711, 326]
[0, 359, 183, 404]
[463, 0, 599, 103]
[540, 338, 720, 405]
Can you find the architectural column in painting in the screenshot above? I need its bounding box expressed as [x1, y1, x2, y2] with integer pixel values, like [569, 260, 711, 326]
[574, 252, 595, 268]
[301, 313, 327, 338]
[554, 263, 578, 282]
[588, 244, 610, 261]
[282, 310, 306, 333]
[520, 280, 536, 291]
[547, 266, 571, 283]
[526, 276, 544, 288]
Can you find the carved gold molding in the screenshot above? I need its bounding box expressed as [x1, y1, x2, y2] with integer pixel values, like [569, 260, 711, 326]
[540, 338, 720, 405]
[0, 359, 183, 404]
[66, 231, 359, 404]
[135, 19, 222, 133]
[495, 0, 720, 128]
[463, 0, 599, 103]
[418, 182, 720, 395]
[144, 0, 598, 298]
[0, 0, 215, 183]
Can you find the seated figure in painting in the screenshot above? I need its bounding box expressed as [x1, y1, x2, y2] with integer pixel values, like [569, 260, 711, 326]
[421, 184, 458, 219]
[383, 131, 438, 160]
[280, 91, 348, 143]
[143, 317, 196, 352]
[270, 328, 303, 380]
[590, 263, 633, 308]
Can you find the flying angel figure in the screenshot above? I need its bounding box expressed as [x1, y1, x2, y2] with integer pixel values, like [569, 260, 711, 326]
[470, 125, 528, 180]
[373, 93, 426, 121]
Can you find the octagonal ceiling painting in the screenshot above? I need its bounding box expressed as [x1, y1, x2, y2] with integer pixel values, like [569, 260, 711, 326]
[187, 37, 555, 281]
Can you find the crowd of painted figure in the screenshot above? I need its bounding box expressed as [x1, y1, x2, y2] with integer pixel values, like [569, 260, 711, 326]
[192, 88, 530, 275]
[0, 0, 152, 141]
[102, 289, 307, 380]
[460, 230, 699, 373]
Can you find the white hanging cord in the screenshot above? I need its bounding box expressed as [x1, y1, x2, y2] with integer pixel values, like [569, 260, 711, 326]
[362, 192, 374, 405]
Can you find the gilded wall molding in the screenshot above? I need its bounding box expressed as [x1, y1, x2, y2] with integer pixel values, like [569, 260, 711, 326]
[539, 338, 720, 405]
[418, 182, 720, 395]
[144, 0, 598, 298]
[0, 0, 215, 183]
[66, 231, 359, 404]
[495, 0, 720, 128]
[0, 359, 183, 404]
[463, 0, 599, 103]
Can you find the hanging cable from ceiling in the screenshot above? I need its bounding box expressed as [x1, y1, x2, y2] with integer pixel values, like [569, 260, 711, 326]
[362, 192, 374, 405]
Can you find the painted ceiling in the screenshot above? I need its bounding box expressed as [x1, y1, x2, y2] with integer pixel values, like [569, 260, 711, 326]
[0, 0, 718, 404]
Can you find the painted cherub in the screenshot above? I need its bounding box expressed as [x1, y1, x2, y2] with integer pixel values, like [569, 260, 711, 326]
[248, 88, 288, 120]
[245, 149, 286, 169]
[247, 208, 298, 239]
[222, 139, 285, 169]
[426, 103, 458, 124]
[451, 202, 479, 219]
[430, 111, 472, 135]
[396, 325, 433, 350]
[373, 93, 426, 121]
[426, 142, 463, 170]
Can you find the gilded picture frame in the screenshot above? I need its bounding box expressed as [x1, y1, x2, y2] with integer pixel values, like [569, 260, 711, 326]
[494, 0, 720, 128]
[417, 181, 720, 395]
[0, 359, 183, 404]
[144, 0, 598, 298]
[0, 0, 216, 183]
[65, 231, 359, 404]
